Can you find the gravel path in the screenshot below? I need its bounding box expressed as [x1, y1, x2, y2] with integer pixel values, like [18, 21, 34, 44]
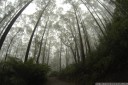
[45, 77, 75, 85]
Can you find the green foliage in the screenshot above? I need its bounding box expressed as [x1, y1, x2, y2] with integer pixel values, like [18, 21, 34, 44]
[59, 64, 77, 80]
[58, 0, 128, 84]
[49, 71, 59, 77]
[0, 57, 50, 85]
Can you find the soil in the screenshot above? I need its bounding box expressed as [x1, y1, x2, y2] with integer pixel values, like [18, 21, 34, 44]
[45, 77, 75, 85]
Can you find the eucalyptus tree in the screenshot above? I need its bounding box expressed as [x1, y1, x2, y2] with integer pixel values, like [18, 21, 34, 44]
[68, 24, 80, 63]
[24, 0, 51, 62]
[0, 8, 21, 37]
[74, 8, 92, 54]
[0, 1, 19, 35]
[89, 5, 107, 31]
[0, 0, 33, 50]
[47, 40, 51, 65]
[72, 3, 86, 63]
[36, 0, 55, 64]
[62, 35, 78, 63]
[5, 29, 21, 60]
[61, 0, 109, 63]
[58, 16, 78, 63]
[81, 0, 106, 37]
[51, 48, 60, 71]
[36, 19, 49, 64]
[0, 0, 19, 24]
[97, 0, 113, 17]
[42, 37, 48, 63]
[56, 3, 84, 63]
[65, 48, 70, 67]
[33, 35, 40, 60]
[59, 40, 62, 71]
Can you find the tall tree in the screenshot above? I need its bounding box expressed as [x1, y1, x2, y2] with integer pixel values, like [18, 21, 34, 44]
[81, 0, 106, 37]
[65, 48, 69, 67]
[72, 4, 85, 63]
[47, 40, 51, 65]
[42, 22, 50, 63]
[97, 0, 113, 17]
[59, 40, 62, 71]
[81, 21, 91, 54]
[36, 19, 48, 64]
[0, 0, 33, 50]
[5, 29, 20, 60]
[42, 37, 48, 63]
[24, 0, 50, 62]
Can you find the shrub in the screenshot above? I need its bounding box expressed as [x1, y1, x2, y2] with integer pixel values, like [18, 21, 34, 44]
[0, 57, 50, 85]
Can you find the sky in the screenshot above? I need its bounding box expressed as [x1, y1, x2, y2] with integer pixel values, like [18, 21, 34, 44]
[8, 0, 87, 15]
[17, 0, 71, 15]
[8, 0, 71, 57]
[23, 3, 37, 15]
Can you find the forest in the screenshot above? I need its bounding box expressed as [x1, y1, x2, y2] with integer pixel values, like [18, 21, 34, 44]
[0, 0, 128, 85]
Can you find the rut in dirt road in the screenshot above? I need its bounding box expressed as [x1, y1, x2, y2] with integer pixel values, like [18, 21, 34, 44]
[45, 77, 75, 85]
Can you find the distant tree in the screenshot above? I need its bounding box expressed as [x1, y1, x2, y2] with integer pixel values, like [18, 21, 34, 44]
[47, 40, 51, 65]
[65, 48, 69, 67]
[5, 29, 21, 60]
[36, 19, 48, 64]
[59, 41, 62, 71]
[72, 4, 85, 63]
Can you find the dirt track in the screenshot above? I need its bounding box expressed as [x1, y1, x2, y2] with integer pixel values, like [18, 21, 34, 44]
[45, 77, 75, 85]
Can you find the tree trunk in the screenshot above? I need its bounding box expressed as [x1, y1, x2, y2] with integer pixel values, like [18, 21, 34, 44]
[36, 20, 48, 64]
[59, 41, 62, 72]
[96, 0, 113, 17]
[47, 40, 51, 65]
[0, 0, 33, 50]
[81, 22, 91, 54]
[65, 48, 69, 67]
[42, 24, 50, 64]
[42, 38, 48, 63]
[24, 1, 50, 62]
[90, 6, 107, 31]
[61, 37, 77, 63]
[0, 9, 19, 37]
[24, 3, 50, 62]
[33, 37, 37, 60]
[81, 0, 106, 37]
[5, 29, 20, 60]
[72, 22, 81, 62]
[73, 6, 85, 63]
[69, 25, 79, 63]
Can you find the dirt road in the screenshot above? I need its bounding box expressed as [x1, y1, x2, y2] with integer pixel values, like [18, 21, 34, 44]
[45, 77, 75, 85]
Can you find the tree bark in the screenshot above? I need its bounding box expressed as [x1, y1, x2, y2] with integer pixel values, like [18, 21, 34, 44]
[42, 37, 48, 63]
[96, 0, 113, 17]
[5, 29, 20, 60]
[73, 5, 85, 63]
[81, 22, 91, 54]
[0, 0, 33, 50]
[24, 1, 50, 62]
[65, 48, 69, 67]
[59, 41, 62, 72]
[47, 40, 51, 65]
[69, 25, 79, 63]
[81, 0, 106, 37]
[36, 20, 48, 64]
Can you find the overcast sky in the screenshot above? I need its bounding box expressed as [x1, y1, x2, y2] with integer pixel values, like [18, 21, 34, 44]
[8, 0, 71, 15]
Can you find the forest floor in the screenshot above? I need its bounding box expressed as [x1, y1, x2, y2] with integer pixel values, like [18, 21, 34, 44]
[45, 77, 75, 85]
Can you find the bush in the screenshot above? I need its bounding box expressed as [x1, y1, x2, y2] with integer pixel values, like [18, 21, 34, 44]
[0, 57, 50, 85]
[49, 71, 59, 77]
